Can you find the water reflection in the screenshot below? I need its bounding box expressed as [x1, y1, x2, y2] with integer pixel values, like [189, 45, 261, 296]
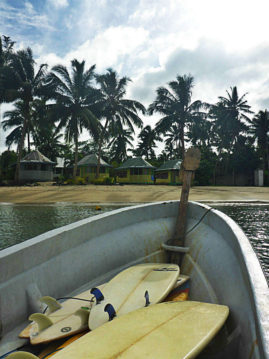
[0, 204, 119, 250]
[0, 203, 268, 282]
[210, 204, 269, 282]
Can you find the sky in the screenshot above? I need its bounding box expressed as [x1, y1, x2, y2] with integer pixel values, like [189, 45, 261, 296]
[1, 0, 269, 153]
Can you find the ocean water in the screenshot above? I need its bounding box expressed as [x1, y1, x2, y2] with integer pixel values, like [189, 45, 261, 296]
[0, 204, 120, 249]
[210, 203, 269, 282]
[0, 203, 268, 281]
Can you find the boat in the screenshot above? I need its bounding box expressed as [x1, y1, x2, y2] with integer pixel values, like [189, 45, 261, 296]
[0, 200, 268, 358]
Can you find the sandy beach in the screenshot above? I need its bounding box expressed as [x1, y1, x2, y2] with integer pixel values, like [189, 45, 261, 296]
[0, 184, 269, 204]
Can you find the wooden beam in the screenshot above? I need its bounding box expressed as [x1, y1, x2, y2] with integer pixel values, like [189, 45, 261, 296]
[170, 147, 201, 263]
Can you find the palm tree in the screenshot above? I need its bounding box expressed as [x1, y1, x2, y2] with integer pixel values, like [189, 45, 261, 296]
[2, 100, 25, 150]
[0, 36, 15, 65]
[249, 110, 269, 172]
[2, 98, 46, 153]
[211, 86, 253, 152]
[0, 35, 17, 156]
[149, 74, 206, 159]
[32, 123, 64, 162]
[46, 59, 99, 177]
[163, 124, 181, 159]
[187, 116, 213, 148]
[94, 68, 145, 177]
[108, 122, 134, 163]
[5, 47, 48, 182]
[0, 35, 17, 103]
[134, 125, 160, 160]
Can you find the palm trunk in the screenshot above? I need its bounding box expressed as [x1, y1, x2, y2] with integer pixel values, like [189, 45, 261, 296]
[263, 145, 269, 185]
[96, 118, 109, 179]
[73, 134, 79, 178]
[27, 127, 30, 153]
[14, 118, 27, 184]
[265, 145, 269, 171]
[179, 124, 185, 160]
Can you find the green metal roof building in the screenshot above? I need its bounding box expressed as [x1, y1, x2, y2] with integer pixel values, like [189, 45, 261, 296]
[77, 154, 112, 181]
[116, 157, 155, 184]
[155, 159, 182, 185]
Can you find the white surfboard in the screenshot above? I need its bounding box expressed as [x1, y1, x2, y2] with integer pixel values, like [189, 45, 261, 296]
[29, 308, 90, 345]
[88, 263, 179, 330]
[8, 301, 229, 359]
[28, 273, 187, 346]
[19, 284, 105, 340]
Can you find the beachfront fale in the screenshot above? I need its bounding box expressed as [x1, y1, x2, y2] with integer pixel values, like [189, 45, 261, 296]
[19, 150, 55, 182]
[155, 159, 182, 185]
[77, 154, 111, 181]
[116, 157, 155, 184]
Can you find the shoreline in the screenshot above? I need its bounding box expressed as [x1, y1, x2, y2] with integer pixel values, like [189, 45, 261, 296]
[0, 184, 269, 204]
[1, 200, 269, 206]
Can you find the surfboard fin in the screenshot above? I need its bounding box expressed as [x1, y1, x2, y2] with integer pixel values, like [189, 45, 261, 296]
[74, 308, 90, 325]
[28, 313, 53, 332]
[90, 287, 104, 304]
[5, 352, 39, 359]
[144, 290, 150, 307]
[104, 304, 116, 321]
[39, 296, 62, 313]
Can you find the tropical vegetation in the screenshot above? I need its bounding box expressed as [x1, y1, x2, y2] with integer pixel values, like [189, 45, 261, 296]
[0, 34, 269, 186]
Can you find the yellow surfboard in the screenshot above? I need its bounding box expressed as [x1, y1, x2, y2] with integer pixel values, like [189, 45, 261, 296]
[38, 332, 86, 358]
[25, 272, 185, 345]
[88, 263, 179, 330]
[8, 301, 229, 359]
[28, 273, 186, 347]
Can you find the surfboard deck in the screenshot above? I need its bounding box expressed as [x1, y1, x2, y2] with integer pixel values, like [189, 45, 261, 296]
[38, 332, 86, 358]
[88, 263, 179, 330]
[25, 271, 184, 345]
[9, 301, 229, 359]
[19, 284, 105, 339]
[29, 308, 89, 345]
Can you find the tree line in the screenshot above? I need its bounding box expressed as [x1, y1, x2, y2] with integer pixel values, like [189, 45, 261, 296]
[0, 35, 268, 185]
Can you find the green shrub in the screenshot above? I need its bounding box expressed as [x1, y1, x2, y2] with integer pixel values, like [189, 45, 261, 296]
[91, 178, 104, 185]
[103, 177, 113, 185]
[91, 177, 114, 185]
[65, 177, 87, 185]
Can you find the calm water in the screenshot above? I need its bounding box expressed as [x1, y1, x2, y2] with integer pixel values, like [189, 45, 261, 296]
[0, 203, 268, 281]
[210, 204, 269, 281]
[0, 204, 121, 249]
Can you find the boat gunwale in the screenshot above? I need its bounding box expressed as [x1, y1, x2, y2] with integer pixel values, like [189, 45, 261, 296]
[192, 201, 269, 358]
[0, 200, 268, 357]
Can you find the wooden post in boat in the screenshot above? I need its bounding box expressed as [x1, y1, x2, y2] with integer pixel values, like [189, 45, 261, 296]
[170, 147, 201, 264]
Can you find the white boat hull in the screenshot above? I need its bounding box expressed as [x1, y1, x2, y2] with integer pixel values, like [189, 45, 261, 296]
[0, 201, 268, 358]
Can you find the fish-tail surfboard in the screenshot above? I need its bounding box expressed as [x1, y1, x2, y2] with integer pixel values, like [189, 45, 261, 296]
[36, 276, 189, 355]
[23, 272, 185, 345]
[7, 301, 229, 359]
[88, 263, 180, 330]
[29, 308, 89, 345]
[19, 284, 105, 339]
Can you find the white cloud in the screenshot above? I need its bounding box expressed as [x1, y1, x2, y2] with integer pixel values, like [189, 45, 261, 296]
[2, 0, 269, 153]
[0, 1, 53, 32]
[57, 26, 149, 72]
[47, 0, 69, 9]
